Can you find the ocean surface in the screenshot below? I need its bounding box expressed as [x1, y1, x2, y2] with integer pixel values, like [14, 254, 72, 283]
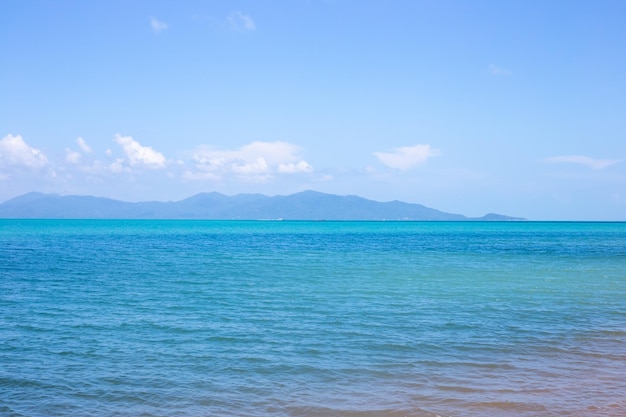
[1, 220, 625, 417]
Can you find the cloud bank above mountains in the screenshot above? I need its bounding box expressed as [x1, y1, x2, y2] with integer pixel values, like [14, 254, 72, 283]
[0, 134, 317, 181]
[3, 133, 455, 186]
[2, 133, 622, 220]
[2, 134, 622, 184]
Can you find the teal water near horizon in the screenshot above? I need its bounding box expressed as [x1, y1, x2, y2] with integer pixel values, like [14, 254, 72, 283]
[1, 220, 625, 417]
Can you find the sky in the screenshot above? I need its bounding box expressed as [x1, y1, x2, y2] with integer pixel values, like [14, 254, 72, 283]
[1, 0, 625, 220]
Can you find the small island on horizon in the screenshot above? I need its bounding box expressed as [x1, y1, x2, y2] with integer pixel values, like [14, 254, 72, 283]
[0, 190, 525, 221]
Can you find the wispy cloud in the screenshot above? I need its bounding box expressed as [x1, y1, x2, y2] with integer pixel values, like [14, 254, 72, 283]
[374, 144, 440, 171]
[64, 137, 93, 164]
[185, 141, 312, 181]
[228, 11, 256, 32]
[76, 137, 92, 153]
[108, 158, 131, 174]
[150, 17, 169, 33]
[65, 148, 82, 164]
[488, 63, 511, 76]
[278, 161, 313, 174]
[544, 155, 621, 170]
[114, 134, 167, 169]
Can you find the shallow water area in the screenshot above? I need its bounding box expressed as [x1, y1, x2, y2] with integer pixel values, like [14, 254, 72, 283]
[1, 220, 625, 416]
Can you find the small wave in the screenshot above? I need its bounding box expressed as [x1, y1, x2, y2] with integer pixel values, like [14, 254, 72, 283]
[468, 400, 547, 412]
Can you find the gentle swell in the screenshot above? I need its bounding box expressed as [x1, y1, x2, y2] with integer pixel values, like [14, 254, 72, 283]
[1, 220, 625, 417]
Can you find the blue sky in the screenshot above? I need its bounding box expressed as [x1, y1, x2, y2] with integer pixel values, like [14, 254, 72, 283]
[1, 0, 625, 220]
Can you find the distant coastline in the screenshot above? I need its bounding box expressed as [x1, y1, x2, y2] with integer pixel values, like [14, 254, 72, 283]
[0, 190, 525, 221]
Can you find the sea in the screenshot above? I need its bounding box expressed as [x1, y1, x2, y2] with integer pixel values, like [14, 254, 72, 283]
[1, 220, 625, 417]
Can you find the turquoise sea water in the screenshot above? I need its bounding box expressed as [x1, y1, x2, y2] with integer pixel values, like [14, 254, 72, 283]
[1, 220, 625, 417]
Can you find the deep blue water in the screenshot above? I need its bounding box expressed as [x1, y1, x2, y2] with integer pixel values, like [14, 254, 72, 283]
[1, 220, 625, 416]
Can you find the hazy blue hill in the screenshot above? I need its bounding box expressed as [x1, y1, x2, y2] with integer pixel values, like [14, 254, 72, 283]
[477, 212, 520, 221]
[0, 191, 525, 221]
[0, 193, 134, 218]
[175, 192, 271, 218]
[248, 191, 467, 220]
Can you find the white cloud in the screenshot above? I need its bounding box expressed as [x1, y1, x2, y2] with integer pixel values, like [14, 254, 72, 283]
[63, 137, 93, 166]
[182, 170, 220, 181]
[150, 17, 168, 33]
[374, 144, 440, 171]
[65, 148, 82, 164]
[0, 134, 48, 169]
[228, 11, 256, 32]
[76, 137, 92, 153]
[187, 141, 312, 181]
[232, 156, 269, 174]
[240, 141, 303, 165]
[489, 64, 511, 76]
[109, 158, 131, 174]
[544, 155, 621, 170]
[114, 134, 166, 169]
[278, 160, 313, 173]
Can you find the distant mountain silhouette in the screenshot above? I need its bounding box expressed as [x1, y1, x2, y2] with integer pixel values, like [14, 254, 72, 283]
[0, 191, 525, 221]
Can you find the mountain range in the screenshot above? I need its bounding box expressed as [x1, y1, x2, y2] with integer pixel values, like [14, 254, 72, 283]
[0, 191, 525, 221]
